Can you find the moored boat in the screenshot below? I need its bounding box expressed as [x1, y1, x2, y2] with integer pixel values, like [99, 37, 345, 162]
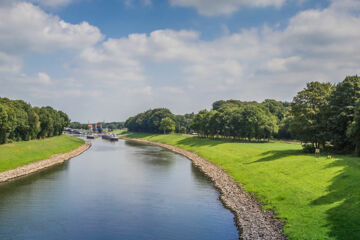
[102, 134, 119, 141]
[87, 134, 95, 139]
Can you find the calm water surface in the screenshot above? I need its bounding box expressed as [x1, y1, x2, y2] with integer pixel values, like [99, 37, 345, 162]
[0, 138, 238, 240]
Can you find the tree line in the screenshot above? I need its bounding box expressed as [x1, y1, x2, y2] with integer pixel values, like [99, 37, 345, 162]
[124, 75, 360, 156]
[191, 99, 290, 141]
[291, 76, 360, 155]
[69, 121, 125, 131]
[0, 97, 70, 144]
[124, 100, 290, 140]
[125, 108, 195, 134]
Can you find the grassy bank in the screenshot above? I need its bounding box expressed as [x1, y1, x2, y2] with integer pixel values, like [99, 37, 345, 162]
[0, 135, 84, 173]
[123, 133, 360, 240]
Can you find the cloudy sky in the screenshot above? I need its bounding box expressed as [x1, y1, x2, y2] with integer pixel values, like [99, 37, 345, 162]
[0, 0, 359, 122]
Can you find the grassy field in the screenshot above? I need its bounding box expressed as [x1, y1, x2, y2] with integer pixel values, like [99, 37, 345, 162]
[123, 132, 360, 240]
[110, 129, 127, 135]
[0, 135, 84, 173]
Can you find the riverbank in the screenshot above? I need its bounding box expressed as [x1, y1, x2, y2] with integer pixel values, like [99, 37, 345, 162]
[0, 135, 90, 183]
[121, 133, 360, 240]
[121, 136, 285, 240]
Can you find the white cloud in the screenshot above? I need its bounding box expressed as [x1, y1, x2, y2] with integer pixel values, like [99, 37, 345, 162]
[123, 0, 152, 8]
[0, 2, 103, 54]
[1, 1, 360, 121]
[0, 52, 22, 73]
[81, 0, 360, 105]
[37, 72, 52, 85]
[169, 0, 286, 16]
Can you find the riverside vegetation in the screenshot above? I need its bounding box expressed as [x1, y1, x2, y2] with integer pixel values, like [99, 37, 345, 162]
[0, 97, 84, 172]
[0, 97, 70, 144]
[123, 76, 360, 239]
[125, 76, 360, 156]
[123, 133, 360, 240]
[0, 135, 84, 172]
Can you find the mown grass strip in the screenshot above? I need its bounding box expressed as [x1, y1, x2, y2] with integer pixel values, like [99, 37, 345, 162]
[0, 135, 84, 172]
[124, 133, 360, 240]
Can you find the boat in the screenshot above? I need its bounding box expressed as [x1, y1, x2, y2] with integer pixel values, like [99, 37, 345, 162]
[102, 134, 119, 141]
[87, 134, 95, 139]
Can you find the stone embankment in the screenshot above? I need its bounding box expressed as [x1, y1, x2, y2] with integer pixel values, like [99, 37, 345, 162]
[0, 141, 91, 183]
[122, 137, 286, 240]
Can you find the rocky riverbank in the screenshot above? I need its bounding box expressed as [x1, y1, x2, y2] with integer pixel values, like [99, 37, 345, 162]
[122, 137, 286, 240]
[0, 141, 91, 183]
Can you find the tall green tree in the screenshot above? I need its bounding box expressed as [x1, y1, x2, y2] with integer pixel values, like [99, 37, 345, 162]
[290, 82, 334, 148]
[346, 101, 360, 156]
[159, 117, 175, 134]
[328, 76, 360, 151]
[0, 103, 8, 144]
[0, 97, 69, 144]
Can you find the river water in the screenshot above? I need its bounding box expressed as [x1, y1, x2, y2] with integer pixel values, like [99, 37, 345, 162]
[0, 138, 238, 240]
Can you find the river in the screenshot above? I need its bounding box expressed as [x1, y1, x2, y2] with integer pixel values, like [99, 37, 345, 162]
[0, 138, 238, 240]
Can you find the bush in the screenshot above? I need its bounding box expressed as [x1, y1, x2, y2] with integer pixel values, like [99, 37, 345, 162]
[302, 144, 316, 153]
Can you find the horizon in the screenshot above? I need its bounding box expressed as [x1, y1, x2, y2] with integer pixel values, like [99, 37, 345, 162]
[1, 0, 359, 122]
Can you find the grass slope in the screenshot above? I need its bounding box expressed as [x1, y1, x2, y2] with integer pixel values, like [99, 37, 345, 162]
[124, 133, 360, 240]
[0, 135, 84, 173]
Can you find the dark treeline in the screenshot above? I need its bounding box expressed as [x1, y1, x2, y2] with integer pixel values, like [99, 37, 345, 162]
[191, 99, 290, 141]
[125, 75, 360, 156]
[0, 97, 70, 144]
[291, 76, 360, 155]
[69, 121, 125, 130]
[124, 101, 290, 140]
[125, 108, 194, 134]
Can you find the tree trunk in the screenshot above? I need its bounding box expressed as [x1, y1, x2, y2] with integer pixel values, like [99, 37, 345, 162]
[356, 142, 360, 157]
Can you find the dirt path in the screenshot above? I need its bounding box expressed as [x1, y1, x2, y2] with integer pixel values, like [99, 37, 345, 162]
[0, 141, 91, 183]
[122, 137, 286, 240]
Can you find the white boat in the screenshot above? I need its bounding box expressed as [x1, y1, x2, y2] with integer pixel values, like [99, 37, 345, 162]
[102, 134, 119, 141]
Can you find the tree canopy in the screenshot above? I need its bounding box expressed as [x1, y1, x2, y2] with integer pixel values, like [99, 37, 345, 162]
[124, 75, 360, 156]
[290, 82, 334, 148]
[160, 117, 176, 134]
[0, 97, 70, 144]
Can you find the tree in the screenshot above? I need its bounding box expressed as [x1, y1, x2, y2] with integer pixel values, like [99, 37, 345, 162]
[262, 99, 290, 122]
[125, 108, 175, 133]
[346, 101, 360, 156]
[0, 103, 8, 144]
[240, 105, 272, 141]
[328, 76, 360, 151]
[160, 117, 175, 134]
[290, 82, 334, 148]
[0, 97, 69, 144]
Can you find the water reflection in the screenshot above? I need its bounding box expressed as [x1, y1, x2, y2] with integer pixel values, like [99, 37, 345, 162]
[0, 138, 238, 240]
[0, 163, 68, 198]
[191, 164, 212, 185]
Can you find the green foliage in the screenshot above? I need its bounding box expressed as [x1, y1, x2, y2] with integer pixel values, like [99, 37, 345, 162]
[125, 108, 176, 133]
[174, 113, 194, 133]
[192, 100, 281, 140]
[125, 133, 360, 240]
[0, 135, 84, 172]
[290, 81, 334, 148]
[0, 97, 70, 144]
[328, 76, 360, 152]
[302, 143, 316, 153]
[125, 75, 360, 155]
[288, 76, 360, 155]
[346, 102, 360, 156]
[159, 117, 176, 134]
[69, 122, 125, 131]
[69, 121, 89, 129]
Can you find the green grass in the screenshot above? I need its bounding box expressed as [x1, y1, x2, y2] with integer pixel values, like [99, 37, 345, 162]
[110, 129, 127, 135]
[0, 135, 84, 173]
[123, 132, 360, 240]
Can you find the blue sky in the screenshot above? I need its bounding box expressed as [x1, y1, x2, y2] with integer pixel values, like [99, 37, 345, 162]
[55, 0, 329, 40]
[0, 0, 359, 122]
